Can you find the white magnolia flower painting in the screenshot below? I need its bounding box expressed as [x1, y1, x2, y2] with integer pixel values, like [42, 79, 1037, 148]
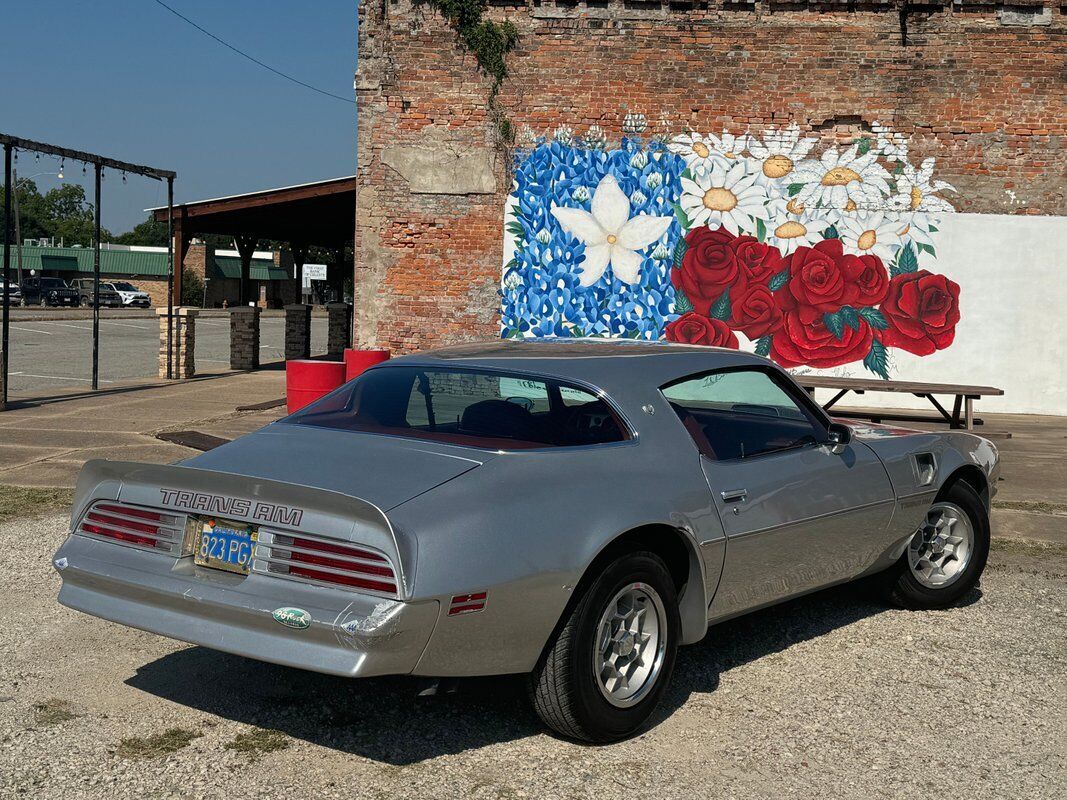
[550, 175, 673, 287]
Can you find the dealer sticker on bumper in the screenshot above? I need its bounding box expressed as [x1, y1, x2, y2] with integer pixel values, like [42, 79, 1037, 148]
[272, 607, 311, 629]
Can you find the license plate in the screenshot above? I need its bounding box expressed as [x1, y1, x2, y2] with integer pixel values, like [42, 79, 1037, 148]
[194, 518, 257, 575]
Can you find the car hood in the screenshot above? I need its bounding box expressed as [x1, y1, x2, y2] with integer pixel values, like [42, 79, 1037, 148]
[180, 422, 491, 511]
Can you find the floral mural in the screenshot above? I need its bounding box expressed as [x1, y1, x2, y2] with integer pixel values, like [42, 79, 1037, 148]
[500, 121, 962, 378]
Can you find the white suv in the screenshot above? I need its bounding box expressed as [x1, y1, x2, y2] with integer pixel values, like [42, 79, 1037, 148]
[105, 282, 152, 308]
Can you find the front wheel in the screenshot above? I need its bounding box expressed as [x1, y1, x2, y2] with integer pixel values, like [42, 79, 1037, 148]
[528, 551, 680, 742]
[878, 481, 990, 609]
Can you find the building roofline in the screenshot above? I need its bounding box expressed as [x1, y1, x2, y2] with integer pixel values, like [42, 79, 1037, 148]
[145, 175, 356, 213]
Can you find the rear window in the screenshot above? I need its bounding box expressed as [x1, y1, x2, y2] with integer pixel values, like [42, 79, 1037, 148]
[286, 366, 629, 450]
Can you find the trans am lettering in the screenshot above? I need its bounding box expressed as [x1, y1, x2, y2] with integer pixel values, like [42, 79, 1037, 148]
[158, 489, 303, 526]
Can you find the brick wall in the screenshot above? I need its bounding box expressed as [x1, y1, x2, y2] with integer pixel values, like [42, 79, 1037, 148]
[355, 0, 1064, 352]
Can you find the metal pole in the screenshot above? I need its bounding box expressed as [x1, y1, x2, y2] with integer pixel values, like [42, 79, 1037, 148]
[92, 163, 101, 390]
[166, 177, 174, 380]
[2, 145, 11, 408]
[12, 167, 23, 288]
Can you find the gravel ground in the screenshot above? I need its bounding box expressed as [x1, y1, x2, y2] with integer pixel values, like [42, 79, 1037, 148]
[2, 514, 1064, 800]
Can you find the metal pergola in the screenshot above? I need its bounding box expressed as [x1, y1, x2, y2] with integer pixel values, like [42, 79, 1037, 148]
[1, 133, 177, 407]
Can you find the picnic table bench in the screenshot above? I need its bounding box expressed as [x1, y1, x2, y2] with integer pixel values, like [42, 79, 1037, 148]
[793, 375, 1004, 431]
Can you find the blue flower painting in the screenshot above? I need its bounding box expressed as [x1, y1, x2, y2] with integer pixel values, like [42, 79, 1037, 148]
[500, 138, 687, 340]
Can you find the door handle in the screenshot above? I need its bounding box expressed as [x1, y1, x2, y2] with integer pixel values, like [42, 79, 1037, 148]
[721, 489, 748, 503]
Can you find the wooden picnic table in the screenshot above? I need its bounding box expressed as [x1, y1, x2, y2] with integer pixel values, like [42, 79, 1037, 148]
[793, 375, 1004, 431]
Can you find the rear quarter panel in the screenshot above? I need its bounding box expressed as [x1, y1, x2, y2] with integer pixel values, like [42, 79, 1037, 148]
[390, 439, 726, 676]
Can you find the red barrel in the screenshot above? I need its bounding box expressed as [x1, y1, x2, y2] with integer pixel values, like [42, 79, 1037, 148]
[286, 360, 346, 414]
[344, 348, 390, 382]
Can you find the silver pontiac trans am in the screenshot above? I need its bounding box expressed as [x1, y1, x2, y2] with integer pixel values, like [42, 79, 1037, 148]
[53, 341, 1000, 742]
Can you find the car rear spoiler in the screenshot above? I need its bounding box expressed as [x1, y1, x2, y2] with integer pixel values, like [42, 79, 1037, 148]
[70, 459, 414, 596]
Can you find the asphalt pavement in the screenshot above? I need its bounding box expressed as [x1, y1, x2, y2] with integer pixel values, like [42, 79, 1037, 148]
[6, 312, 327, 396]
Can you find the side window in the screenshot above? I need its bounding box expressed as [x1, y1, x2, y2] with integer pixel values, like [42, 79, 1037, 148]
[662, 369, 824, 460]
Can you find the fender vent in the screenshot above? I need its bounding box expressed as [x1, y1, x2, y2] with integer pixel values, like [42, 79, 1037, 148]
[913, 453, 937, 487]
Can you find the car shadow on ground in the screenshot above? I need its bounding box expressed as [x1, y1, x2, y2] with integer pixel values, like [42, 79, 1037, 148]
[126, 580, 981, 764]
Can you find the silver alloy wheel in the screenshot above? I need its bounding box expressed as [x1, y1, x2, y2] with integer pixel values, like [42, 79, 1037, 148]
[593, 582, 668, 708]
[907, 501, 974, 589]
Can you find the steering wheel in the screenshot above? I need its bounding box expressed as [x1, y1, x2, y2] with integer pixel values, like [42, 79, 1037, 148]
[504, 396, 535, 412]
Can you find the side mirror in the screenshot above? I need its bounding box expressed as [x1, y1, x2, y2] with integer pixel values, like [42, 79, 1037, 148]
[825, 422, 852, 455]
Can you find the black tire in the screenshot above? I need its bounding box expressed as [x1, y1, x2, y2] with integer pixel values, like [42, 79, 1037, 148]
[878, 480, 990, 609]
[528, 551, 680, 742]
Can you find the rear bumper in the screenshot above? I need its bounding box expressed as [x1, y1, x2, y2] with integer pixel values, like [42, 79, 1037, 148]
[53, 534, 440, 678]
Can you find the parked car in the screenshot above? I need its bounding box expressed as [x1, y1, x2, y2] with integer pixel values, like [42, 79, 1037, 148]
[52, 340, 998, 742]
[73, 278, 123, 308]
[0, 278, 21, 305]
[105, 281, 152, 308]
[21, 276, 80, 307]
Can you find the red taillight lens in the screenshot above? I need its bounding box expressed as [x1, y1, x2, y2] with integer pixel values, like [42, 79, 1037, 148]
[81, 521, 159, 549]
[86, 511, 161, 536]
[257, 533, 399, 597]
[95, 503, 164, 522]
[290, 537, 388, 563]
[287, 565, 397, 594]
[287, 549, 395, 577]
[76, 501, 184, 554]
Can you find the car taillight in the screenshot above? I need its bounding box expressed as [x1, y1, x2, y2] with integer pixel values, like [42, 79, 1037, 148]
[252, 531, 398, 597]
[76, 502, 185, 554]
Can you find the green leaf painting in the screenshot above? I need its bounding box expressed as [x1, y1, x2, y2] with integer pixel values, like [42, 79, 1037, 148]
[858, 306, 890, 330]
[674, 288, 694, 315]
[768, 269, 790, 291]
[892, 242, 918, 276]
[823, 310, 845, 340]
[672, 237, 689, 272]
[863, 339, 890, 380]
[709, 288, 731, 321]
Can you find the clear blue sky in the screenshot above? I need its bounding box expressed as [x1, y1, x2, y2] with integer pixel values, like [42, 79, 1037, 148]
[3, 0, 356, 235]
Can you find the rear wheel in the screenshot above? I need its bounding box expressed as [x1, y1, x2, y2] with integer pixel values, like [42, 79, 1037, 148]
[879, 481, 989, 609]
[528, 551, 679, 742]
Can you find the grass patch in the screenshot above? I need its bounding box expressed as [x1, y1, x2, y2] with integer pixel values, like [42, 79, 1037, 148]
[991, 537, 1067, 558]
[33, 698, 80, 726]
[0, 486, 74, 524]
[224, 728, 290, 760]
[116, 728, 201, 760]
[994, 500, 1067, 516]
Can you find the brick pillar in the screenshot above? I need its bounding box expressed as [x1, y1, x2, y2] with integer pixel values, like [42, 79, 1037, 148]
[326, 302, 352, 360]
[284, 304, 312, 361]
[229, 306, 261, 370]
[157, 307, 198, 379]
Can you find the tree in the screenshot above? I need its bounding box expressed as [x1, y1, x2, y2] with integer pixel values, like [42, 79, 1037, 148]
[0, 180, 110, 246]
[43, 184, 110, 246]
[113, 214, 168, 246]
[181, 268, 205, 306]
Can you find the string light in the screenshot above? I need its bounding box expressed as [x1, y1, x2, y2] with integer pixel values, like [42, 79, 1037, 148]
[58, 160, 64, 180]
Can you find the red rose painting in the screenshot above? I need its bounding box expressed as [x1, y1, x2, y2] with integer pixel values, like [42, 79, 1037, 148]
[771, 312, 875, 369]
[879, 270, 961, 356]
[665, 313, 739, 348]
[729, 284, 783, 340]
[732, 235, 784, 285]
[671, 227, 747, 316]
[779, 239, 857, 323]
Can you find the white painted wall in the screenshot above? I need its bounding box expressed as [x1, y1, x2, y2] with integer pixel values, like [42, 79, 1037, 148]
[786, 213, 1067, 416]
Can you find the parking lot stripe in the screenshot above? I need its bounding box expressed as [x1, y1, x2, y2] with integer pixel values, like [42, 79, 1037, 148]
[15, 373, 115, 384]
[12, 326, 54, 335]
